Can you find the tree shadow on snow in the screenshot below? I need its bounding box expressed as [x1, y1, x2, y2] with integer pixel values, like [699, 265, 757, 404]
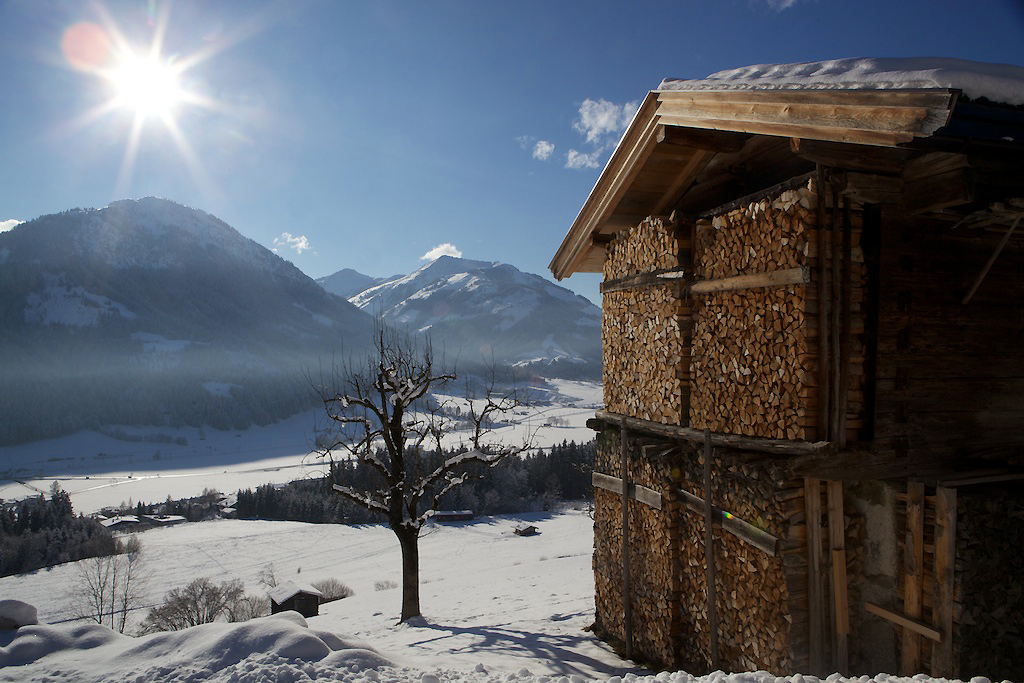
[401, 618, 649, 677]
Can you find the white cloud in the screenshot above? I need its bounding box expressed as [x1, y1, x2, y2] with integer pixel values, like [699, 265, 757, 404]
[0, 219, 23, 233]
[765, 0, 801, 9]
[572, 98, 638, 146]
[272, 231, 313, 255]
[532, 140, 554, 161]
[420, 243, 462, 261]
[565, 149, 601, 170]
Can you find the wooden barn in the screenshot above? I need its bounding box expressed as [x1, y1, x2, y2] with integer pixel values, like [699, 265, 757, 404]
[549, 58, 1024, 679]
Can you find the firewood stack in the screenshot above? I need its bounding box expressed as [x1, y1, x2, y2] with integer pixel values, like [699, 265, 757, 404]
[602, 217, 689, 425]
[689, 187, 816, 440]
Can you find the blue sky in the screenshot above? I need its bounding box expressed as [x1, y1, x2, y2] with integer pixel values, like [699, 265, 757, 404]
[1, 0, 1022, 304]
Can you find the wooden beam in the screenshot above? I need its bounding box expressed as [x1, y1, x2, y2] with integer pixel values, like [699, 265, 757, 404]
[805, 478, 825, 675]
[658, 115, 917, 148]
[961, 212, 1022, 304]
[600, 267, 687, 294]
[904, 167, 975, 214]
[677, 487, 779, 556]
[690, 266, 809, 295]
[595, 410, 832, 456]
[827, 481, 849, 673]
[656, 125, 751, 153]
[592, 472, 663, 510]
[902, 482, 925, 674]
[866, 603, 942, 642]
[703, 429, 720, 670]
[650, 149, 715, 217]
[931, 486, 957, 678]
[789, 137, 913, 174]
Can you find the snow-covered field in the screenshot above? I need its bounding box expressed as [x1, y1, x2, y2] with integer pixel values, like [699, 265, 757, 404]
[0, 511, 986, 683]
[0, 379, 602, 514]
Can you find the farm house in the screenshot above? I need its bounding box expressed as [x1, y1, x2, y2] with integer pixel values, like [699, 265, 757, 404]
[549, 59, 1024, 679]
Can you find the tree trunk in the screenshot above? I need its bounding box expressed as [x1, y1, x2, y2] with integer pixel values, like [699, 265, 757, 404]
[394, 524, 421, 622]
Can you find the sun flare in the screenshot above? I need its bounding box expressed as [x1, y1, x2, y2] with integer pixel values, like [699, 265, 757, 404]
[109, 53, 185, 119]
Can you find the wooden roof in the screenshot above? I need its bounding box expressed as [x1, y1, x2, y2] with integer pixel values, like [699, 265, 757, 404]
[549, 87, 959, 280]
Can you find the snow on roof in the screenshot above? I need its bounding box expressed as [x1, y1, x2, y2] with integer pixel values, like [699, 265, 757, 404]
[99, 515, 140, 527]
[659, 57, 1024, 106]
[268, 580, 324, 605]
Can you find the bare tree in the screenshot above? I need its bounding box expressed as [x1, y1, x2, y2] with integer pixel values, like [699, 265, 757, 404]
[315, 324, 528, 622]
[71, 536, 146, 633]
[139, 577, 261, 633]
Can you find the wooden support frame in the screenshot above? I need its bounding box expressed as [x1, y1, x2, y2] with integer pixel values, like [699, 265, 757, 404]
[600, 267, 687, 294]
[805, 477, 825, 674]
[689, 267, 810, 295]
[703, 429, 720, 670]
[621, 426, 633, 661]
[595, 411, 831, 456]
[827, 481, 849, 673]
[593, 472, 663, 510]
[902, 482, 926, 673]
[931, 486, 957, 677]
[676, 487, 779, 556]
[866, 603, 941, 642]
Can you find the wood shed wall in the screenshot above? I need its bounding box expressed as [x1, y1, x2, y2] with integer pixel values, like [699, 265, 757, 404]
[874, 212, 1024, 463]
[602, 217, 689, 425]
[601, 181, 868, 445]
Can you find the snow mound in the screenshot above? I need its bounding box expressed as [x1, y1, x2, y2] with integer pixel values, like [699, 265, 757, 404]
[660, 57, 1024, 105]
[0, 601, 37, 630]
[0, 608, 393, 683]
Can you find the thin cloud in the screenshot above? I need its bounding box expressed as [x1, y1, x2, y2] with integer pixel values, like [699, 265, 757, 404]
[572, 99, 638, 146]
[565, 149, 600, 170]
[420, 243, 462, 261]
[764, 0, 804, 9]
[0, 219, 23, 233]
[272, 231, 313, 255]
[533, 140, 554, 161]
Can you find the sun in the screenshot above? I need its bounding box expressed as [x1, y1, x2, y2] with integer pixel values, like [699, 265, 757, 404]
[108, 53, 185, 120]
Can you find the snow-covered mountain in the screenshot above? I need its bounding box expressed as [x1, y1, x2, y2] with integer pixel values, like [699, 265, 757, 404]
[0, 198, 373, 445]
[316, 268, 398, 299]
[334, 256, 602, 377]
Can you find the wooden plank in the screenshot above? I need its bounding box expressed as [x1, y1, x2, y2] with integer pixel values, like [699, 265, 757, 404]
[815, 166, 831, 443]
[656, 87, 957, 109]
[703, 429, 720, 670]
[902, 482, 925, 674]
[656, 124, 750, 153]
[592, 472, 663, 510]
[655, 94, 943, 134]
[600, 267, 687, 294]
[827, 480, 849, 673]
[595, 411, 832, 455]
[805, 478, 825, 674]
[931, 486, 957, 677]
[866, 602, 942, 642]
[657, 115, 916, 148]
[677, 488, 780, 556]
[689, 266, 810, 295]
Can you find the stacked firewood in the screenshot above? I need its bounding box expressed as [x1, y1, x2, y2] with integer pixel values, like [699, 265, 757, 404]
[604, 216, 679, 280]
[690, 187, 816, 440]
[603, 217, 689, 424]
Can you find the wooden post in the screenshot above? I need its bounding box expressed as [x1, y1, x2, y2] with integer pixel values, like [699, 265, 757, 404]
[902, 482, 925, 674]
[827, 480, 849, 673]
[932, 486, 957, 677]
[703, 428, 720, 670]
[838, 198, 852, 448]
[621, 425, 632, 660]
[805, 477, 824, 673]
[830, 183, 842, 444]
[815, 166, 831, 442]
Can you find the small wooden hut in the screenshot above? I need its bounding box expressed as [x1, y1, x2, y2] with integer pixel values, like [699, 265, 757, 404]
[549, 58, 1024, 679]
[269, 581, 323, 618]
